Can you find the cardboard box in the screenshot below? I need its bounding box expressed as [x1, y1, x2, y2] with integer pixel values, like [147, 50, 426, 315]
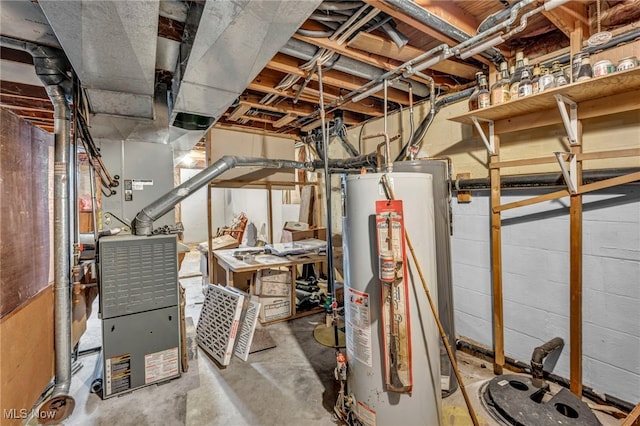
[256, 269, 291, 297]
[281, 227, 326, 243]
[259, 296, 292, 322]
[210, 234, 240, 251]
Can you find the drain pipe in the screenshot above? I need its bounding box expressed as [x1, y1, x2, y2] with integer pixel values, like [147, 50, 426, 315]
[395, 87, 475, 161]
[531, 337, 564, 388]
[0, 36, 75, 422]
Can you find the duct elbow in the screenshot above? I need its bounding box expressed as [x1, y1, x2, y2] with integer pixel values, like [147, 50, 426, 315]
[132, 210, 154, 236]
[220, 155, 238, 169]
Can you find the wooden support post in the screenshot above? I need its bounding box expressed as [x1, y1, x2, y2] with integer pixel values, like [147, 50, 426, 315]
[622, 401, 640, 426]
[267, 184, 274, 244]
[570, 120, 583, 396]
[569, 26, 584, 397]
[490, 134, 504, 375]
[206, 131, 214, 284]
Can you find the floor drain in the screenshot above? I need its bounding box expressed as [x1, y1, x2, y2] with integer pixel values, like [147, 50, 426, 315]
[482, 375, 601, 426]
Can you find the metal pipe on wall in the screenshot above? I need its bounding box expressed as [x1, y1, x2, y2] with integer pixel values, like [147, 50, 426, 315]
[280, 39, 430, 97]
[0, 35, 76, 423]
[455, 168, 640, 191]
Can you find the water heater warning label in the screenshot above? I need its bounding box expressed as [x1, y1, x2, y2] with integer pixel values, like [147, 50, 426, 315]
[105, 353, 131, 396]
[145, 347, 179, 384]
[345, 287, 372, 367]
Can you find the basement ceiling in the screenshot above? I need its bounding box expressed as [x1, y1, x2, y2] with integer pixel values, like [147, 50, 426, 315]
[1, 0, 639, 147]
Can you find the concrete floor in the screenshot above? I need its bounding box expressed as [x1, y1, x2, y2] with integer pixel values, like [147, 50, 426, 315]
[57, 247, 623, 426]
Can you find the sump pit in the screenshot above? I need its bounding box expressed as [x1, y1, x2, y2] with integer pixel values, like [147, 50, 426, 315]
[482, 375, 601, 426]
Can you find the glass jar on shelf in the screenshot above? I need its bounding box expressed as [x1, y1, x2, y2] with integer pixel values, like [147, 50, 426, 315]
[468, 71, 484, 111]
[576, 55, 593, 82]
[539, 66, 555, 92]
[491, 62, 511, 106]
[552, 61, 568, 87]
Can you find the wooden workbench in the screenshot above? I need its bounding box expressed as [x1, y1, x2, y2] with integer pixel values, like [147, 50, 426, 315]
[212, 248, 326, 324]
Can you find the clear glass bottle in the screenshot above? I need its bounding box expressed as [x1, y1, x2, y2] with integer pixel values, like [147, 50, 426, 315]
[539, 66, 555, 92]
[510, 51, 525, 99]
[518, 67, 533, 98]
[478, 74, 491, 109]
[552, 61, 568, 87]
[491, 62, 511, 105]
[531, 64, 541, 94]
[468, 71, 483, 111]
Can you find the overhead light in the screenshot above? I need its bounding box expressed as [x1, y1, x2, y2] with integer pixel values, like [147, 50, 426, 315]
[179, 153, 195, 168]
[458, 34, 505, 60]
[352, 83, 384, 103]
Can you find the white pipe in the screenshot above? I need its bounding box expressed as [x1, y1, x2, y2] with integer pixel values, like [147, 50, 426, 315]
[352, 83, 384, 102]
[545, 0, 571, 11]
[459, 34, 506, 60]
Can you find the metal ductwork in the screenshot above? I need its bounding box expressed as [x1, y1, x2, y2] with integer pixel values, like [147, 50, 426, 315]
[131, 150, 384, 236]
[281, 38, 430, 97]
[132, 156, 314, 235]
[170, 0, 322, 125]
[38, 0, 159, 119]
[0, 35, 75, 423]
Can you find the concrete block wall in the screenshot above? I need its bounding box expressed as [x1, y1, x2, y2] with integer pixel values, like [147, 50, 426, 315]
[451, 186, 640, 403]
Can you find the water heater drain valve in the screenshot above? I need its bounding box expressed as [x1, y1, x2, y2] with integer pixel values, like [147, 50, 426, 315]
[335, 351, 347, 381]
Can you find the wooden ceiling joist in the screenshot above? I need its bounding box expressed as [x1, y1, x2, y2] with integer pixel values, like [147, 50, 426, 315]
[362, 0, 491, 65]
[0, 95, 52, 111]
[347, 32, 478, 80]
[539, 1, 589, 38]
[0, 81, 49, 101]
[249, 69, 383, 117]
[0, 47, 34, 65]
[0, 104, 54, 115]
[216, 118, 298, 137]
[265, 53, 412, 105]
[414, 0, 480, 37]
[157, 15, 185, 42]
[240, 93, 317, 116]
[228, 103, 252, 121]
[237, 92, 363, 125]
[293, 31, 461, 87]
[273, 113, 297, 128]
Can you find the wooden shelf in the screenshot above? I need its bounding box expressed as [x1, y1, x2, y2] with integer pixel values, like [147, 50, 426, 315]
[449, 67, 640, 126]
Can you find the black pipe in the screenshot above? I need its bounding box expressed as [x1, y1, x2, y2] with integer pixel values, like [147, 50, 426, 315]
[477, 1, 524, 34]
[531, 337, 564, 388]
[396, 87, 475, 161]
[455, 168, 640, 191]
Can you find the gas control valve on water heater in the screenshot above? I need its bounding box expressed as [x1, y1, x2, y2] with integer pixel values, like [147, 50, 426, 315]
[343, 172, 441, 425]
